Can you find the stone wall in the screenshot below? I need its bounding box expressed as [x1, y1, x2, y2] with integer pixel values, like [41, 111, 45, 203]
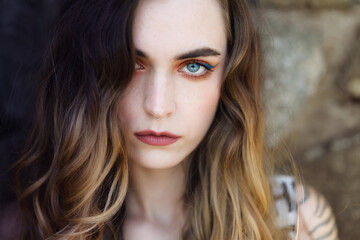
[261, 1, 360, 239]
[260, 0, 359, 8]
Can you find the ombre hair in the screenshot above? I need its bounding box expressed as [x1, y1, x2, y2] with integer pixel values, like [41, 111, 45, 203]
[15, 0, 288, 239]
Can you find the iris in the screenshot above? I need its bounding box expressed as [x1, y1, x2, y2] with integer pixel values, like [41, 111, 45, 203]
[186, 63, 201, 72]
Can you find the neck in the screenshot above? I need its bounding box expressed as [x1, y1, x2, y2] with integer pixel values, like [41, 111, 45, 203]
[126, 159, 188, 227]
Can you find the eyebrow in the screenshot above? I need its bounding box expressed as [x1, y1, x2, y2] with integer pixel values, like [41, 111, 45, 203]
[135, 47, 221, 60]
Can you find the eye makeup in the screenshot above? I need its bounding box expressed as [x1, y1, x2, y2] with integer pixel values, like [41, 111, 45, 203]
[178, 60, 217, 80]
[196, 62, 216, 70]
[134, 57, 218, 81]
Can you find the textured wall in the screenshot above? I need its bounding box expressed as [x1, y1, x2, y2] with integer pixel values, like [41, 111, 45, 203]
[260, 0, 358, 8]
[261, 2, 360, 239]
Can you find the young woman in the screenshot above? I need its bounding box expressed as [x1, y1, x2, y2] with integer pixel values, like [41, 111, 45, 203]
[7, 0, 338, 239]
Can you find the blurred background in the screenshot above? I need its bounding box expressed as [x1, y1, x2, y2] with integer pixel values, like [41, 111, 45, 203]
[260, 0, 360, 239]
[0, 0, 359, 239]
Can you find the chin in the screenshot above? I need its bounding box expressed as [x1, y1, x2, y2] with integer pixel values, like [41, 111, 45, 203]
[128, 151, 188, 170]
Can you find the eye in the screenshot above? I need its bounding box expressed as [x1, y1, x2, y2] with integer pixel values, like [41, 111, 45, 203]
[179, 61, 216, 79]
[135, 61, 145, 71]
[181, 63, 206, 75]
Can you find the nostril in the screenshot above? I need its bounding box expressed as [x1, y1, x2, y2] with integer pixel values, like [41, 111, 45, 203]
[151, 115, 161, 120]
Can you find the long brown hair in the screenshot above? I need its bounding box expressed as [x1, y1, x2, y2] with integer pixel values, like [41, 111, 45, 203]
[15, 0, 285, 239]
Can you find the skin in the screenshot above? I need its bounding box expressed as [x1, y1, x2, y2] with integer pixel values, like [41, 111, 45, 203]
[117, 0, 227, 239]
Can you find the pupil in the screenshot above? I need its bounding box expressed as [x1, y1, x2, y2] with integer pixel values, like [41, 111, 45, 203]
[187, 63, 200, 73]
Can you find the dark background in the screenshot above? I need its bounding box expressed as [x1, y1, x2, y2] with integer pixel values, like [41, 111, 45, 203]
[0, 0, 63, 205]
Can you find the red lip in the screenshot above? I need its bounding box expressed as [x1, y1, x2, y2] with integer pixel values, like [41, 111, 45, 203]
[135, 130, 181, 146]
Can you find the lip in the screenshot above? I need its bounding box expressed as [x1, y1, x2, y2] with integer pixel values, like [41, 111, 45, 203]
[135, 130, 181, 146]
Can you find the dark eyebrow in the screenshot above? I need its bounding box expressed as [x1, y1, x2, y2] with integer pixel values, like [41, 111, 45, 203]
[135, 49, 147, 58]
[175, 48, 221, 60]
[135, 47, 221, 60]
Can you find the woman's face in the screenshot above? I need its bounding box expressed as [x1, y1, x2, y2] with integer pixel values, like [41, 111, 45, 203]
[118, 0, 227, 169]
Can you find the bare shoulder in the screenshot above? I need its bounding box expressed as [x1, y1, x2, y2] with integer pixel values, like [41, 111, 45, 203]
[295, 184, 339, 240]
[0, 200, 22, 240]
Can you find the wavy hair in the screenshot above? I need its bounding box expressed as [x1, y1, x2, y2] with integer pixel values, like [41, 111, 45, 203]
[15, 0, 287, 239]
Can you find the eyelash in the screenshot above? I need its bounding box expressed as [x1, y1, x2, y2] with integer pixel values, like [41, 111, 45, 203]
[134, 60, 215, 80]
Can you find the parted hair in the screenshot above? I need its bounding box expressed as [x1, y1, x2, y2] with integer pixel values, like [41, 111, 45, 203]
[15, 0, 286, 239]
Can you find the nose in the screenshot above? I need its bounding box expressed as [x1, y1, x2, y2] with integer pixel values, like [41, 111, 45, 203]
[143, 71, 176, 119]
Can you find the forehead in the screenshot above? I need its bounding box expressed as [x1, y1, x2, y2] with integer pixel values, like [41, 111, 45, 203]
[133, 0, 227, 58]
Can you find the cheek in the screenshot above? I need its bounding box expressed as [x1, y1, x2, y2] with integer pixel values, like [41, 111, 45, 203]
[193, 88, 219, 115]
[184, 71, 222, 112]
[180, 78, 221, 135]
[117, 100, 131, 128]
[117, 84, 141, 130]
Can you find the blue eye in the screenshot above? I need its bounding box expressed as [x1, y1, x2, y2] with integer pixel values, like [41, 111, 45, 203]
[181, 62, 215, 77]
[186, 63, 201, 73]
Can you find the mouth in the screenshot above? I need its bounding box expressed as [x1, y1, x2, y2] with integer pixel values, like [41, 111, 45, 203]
[134, 130, 181, 146]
